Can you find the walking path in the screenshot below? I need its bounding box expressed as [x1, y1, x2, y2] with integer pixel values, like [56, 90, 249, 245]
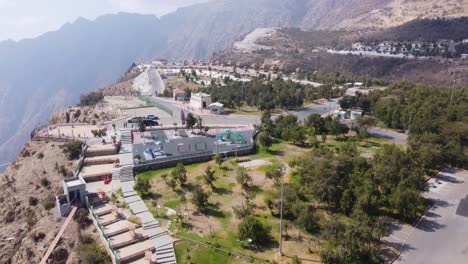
[39, 207, 77, 264]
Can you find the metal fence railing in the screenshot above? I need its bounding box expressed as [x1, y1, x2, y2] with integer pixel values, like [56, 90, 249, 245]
[86, 198, 120, 264]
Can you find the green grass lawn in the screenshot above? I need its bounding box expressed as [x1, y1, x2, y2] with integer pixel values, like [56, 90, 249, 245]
[175, 240, 248, 264]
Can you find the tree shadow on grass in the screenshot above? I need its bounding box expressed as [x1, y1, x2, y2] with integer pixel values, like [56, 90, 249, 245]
[267, 149, 284, 156]
[213, 187, 232, 195]
[145, 192, 162, 200]
[246, 185, 262, 195]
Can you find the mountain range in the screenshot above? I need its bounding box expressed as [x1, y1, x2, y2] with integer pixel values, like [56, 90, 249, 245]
[1, 0, 467, 170]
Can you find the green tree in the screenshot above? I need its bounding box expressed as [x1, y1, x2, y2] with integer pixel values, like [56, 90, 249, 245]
[257, 131, 273, 149]
[214, 153, 223, 165]
[265, 163, 283, 184]
[63, 140, 83, 160]
[233, 198, 254, 219]
[135, 177, 151, 198]
[185, 113, 197, 131]
[237, 216, 271, 245]
[305, 113, 326, 134]
[236, 167, 252, 190]
[171, 163, 187, 186]
[137, 119, 146, 133]
[203, 166, 216, 187]
[191, 186, 209, 211]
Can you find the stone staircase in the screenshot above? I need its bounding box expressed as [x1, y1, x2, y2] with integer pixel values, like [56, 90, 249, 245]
[155, 244, 177, 264]
[120, 129, 133, 144]
[119, 166, 135, 182]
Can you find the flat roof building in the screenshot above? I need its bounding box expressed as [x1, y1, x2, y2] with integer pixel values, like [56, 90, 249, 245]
[209, 102, 224, 115]
[190, 92, 212, 110]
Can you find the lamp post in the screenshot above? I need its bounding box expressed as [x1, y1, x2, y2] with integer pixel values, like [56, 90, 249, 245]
[278, 167, 286, 256]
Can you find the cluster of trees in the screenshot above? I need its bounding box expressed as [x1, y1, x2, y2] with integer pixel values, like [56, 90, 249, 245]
[257, 111, 350, 148]
[292, 144, 426, 221]
[289, 142, 426, 263]
[366, 82, 467, 169]
[201, 79, 336, 110]
[79, 91, 104, 106]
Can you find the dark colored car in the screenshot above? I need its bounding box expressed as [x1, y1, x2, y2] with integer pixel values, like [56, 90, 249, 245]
[143, 119, 159, 126]
[127, 117, 143, 124]
[145, 115, 159, 120]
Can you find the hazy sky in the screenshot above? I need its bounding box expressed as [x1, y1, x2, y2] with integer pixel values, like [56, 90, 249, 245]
[0, 0, 212, 41]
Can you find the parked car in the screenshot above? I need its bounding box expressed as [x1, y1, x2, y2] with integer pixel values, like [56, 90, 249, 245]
[143, 119, 159, 126]
[127, 117, 143, 123]
[145, 115, 159, 120]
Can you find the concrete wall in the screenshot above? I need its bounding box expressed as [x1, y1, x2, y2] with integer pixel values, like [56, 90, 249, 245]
[134, 144, 256, 173]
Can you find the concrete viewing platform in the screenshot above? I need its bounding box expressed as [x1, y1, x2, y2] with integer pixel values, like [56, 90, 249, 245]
[115, 239, 154, 263]
[80, 164, 115, 181]
[109, 227, 147, 249]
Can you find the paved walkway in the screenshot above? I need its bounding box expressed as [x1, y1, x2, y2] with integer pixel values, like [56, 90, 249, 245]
[121, 176, 177, 263]
[385, 169, 468, 264]
[39, 207, 77, 264]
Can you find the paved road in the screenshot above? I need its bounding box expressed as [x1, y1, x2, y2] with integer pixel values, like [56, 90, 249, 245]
[388, 169, 468, 264]
[368, 127, 408, 145]
[290, 99, 340, 121]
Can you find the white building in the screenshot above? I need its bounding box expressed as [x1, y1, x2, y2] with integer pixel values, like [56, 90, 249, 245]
[190, 92, 212, 110]
[346, 87, 370, 97]
[351, 109, 363, 120]
[209, 102, 224, 115]
[334, 110, 346, 120]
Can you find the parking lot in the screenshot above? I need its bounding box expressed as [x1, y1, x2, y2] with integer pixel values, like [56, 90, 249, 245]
[386, 169, 468, 264]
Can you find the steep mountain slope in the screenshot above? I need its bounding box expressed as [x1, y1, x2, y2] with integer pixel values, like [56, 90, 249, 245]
[1, 0, 467, 171]
[0, 13, 166, 169]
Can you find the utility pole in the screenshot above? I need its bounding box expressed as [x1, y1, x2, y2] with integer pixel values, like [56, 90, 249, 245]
[278, 167, 285, 256]
[450, 79, 456, 103]
[407, 111, 414, 135]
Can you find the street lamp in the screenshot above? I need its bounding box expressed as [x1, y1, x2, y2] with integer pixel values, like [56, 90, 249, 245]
[278, 167, 286, 256]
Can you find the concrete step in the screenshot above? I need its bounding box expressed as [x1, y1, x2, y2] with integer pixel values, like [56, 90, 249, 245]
[156, 245, 174, 251]
[155, 248, 174, 255]
[155, 252, 175, 260]
[156, 256, 176, 264]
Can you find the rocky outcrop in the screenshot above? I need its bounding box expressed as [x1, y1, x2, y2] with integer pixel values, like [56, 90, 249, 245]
[49, 107, 114, 125]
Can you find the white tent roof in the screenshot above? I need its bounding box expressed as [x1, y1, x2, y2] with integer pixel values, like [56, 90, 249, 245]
[209, 102, 224, 108]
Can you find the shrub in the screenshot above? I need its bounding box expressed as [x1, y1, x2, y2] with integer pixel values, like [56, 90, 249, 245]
[29, 197, 39, 206]
[63, 140, 83, 160]
[79, 234, 94, 244]
[79, 91, 104, 106]
[74, 208, 91, 227]
[42, 195, 56, 210]
[4, 211, 15, 223]
[50, 247, 69, 264]
[40, 178, 50, 188]
[31, 231, 46, 242]
[25, 209, 37, 229]
[79, 243, 111, 264]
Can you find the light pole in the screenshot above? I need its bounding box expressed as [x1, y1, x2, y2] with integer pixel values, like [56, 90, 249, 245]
[450, 79, 456, 103]
[278, 167, 285, 256]
[406, 111, 414, 135]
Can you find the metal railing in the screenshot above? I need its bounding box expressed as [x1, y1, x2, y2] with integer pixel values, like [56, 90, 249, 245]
[86, 198, 121, 264]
